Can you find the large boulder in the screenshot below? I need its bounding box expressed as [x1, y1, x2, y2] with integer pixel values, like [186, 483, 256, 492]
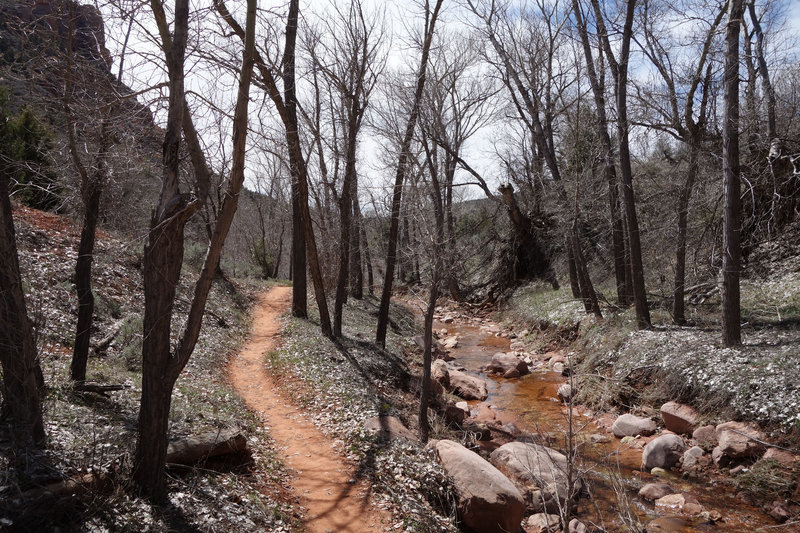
[432, 359, 450, 388]
[362, 416, 417, 442]
[654, 493, 705, 516]
[487, 352, 530, 376]
[715, 421, 766, 463]
[448, 368, 489, 401]
[612, 414, 657, 438]
[433, 440, 525, 533]
[660, 402, 698, 434]
[642, 434, 686, 470]
[490, 441, 580, 513]
[638, 483, 675, 502]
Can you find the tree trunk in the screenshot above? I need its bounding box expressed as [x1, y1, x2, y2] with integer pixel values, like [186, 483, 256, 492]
[134, 0, 257, 499]
[349, 185, 364, 300]
[722, 0, 744, 346]
[418, 272, 437, 443]
[272, 220, 285, 278]
[566, 238, 580, 298]
[291, 182, 306, 315]
[333, 174, 353, 337]
[334, 92, 360, 337]
[571, 225, 602, 318]
[0, 175, 45, 447]
[375, 0, 444, 348]
[572, 0, 628, 306]
[134, 348, 174, 501]
[71, 181, 102, 381]
[615, 0, 651, 329]
[362, 223, 374, 296]
[673, 136, 699, 325]
[746, 0, 776, 141]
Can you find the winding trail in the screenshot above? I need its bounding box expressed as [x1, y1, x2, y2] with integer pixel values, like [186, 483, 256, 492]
[228, 287, 391, 533]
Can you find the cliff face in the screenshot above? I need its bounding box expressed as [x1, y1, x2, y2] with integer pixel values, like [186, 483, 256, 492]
[1, 0, 110, 67]
[0, 0, 163, 230]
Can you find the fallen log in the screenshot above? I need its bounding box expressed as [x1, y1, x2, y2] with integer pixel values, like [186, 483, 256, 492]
[165, 428, 248, 466]
[73, 382, 130, 395]
[15, 471, 115, 503]
[92, 317, 129, 356]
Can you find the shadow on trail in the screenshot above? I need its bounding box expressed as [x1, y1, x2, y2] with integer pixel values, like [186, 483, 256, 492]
[328, 336, 415, 512]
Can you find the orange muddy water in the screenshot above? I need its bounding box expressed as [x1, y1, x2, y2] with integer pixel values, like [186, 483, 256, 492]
[437, 318, 777, 532]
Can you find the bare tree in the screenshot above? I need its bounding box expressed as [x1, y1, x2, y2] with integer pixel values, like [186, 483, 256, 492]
[722, 0, 744, 346]
[218, 0, 333, 336]
[467, 0, 602, 318]
[303, 0, 384, 337]
[62, 1, 118, 381]
[376, 0, 444, 348]
[133, 0, 256, 499]
[589, 0, 650, 327]
[571, 0, 628, 305]
[633, 0, 726, 325]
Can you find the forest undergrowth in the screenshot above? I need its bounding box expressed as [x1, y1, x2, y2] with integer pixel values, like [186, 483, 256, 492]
[1, 206, 294, 532]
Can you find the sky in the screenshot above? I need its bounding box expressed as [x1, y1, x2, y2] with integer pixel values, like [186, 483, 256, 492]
[99, 0, 800, 205]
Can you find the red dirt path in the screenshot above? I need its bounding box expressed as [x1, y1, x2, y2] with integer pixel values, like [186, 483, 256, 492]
[228, 286, 391, 532]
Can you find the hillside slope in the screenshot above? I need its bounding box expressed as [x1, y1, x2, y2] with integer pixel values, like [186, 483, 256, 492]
[3, 205, 293, 531]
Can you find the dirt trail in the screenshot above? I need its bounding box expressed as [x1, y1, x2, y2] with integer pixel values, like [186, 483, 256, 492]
[228, 287, 391, 533]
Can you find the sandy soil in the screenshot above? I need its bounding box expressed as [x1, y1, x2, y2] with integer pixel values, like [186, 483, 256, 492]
[228, 286, 391, 533]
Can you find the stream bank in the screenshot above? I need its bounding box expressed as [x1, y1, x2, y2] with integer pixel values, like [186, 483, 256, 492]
[426, 299, 795, 532]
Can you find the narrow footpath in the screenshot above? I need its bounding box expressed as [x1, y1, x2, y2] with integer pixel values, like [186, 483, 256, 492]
[228, 286, 391, 533]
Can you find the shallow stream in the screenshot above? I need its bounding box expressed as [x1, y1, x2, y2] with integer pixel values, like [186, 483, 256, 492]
[435, 314, 775, 532]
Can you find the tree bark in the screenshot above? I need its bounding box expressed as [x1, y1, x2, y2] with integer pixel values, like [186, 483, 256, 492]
[291, 174, 307, 317]
[361, 223, 374, 296]
[567, 241, 580, 298]
[673, 135, 699, 325]
[722, 0, 744, 346]
[613, 0, 651, 328]
[0, 175, 45, 447]
[418, 271, 437, 443]
[375, 0, 443, 348]
[134, 0, 256, 499]
[71, 179, 102, 381]
[349, 181, 364, 299]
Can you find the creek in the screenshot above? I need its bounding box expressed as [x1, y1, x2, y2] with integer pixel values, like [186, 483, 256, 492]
[433, 309, 775, 532]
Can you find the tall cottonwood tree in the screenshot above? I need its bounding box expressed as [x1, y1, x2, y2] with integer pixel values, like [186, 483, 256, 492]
[722, 0, 744, 346]
[589, 0, 650, 327]
[467, 0, 602, 317]
[133, 0, 256, 499]
[218, 0, 332, 336]
[571, 0, 628, 305]
[375, 0, 444, 348]
[634, 0, 726, 325]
